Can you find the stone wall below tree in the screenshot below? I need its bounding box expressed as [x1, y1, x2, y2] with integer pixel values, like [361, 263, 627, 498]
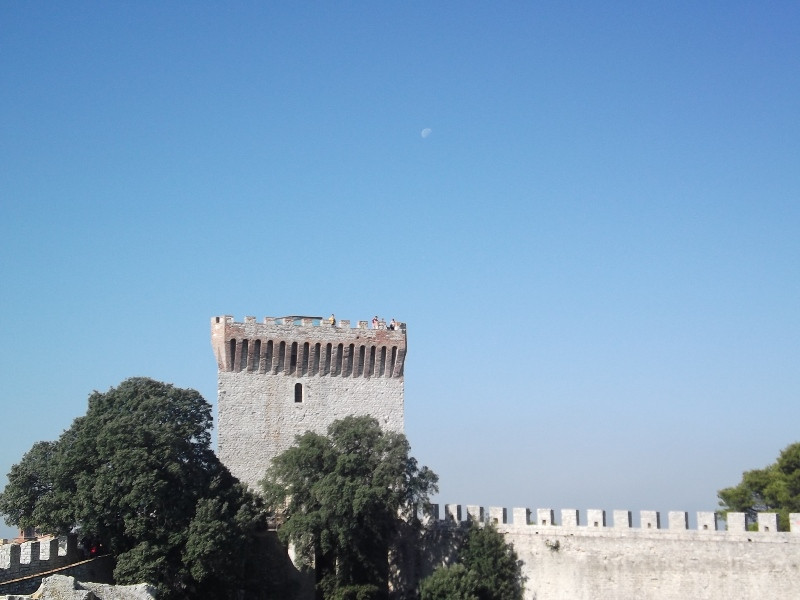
[420, 505, 800, 600]
[0, 574, 154, 600]
[0, 535, 81, 583]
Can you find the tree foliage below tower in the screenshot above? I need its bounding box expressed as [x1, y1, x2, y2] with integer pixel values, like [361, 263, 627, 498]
[419, 520, 524, 600]
[418, 564, 480, 600]
[718, 442, 800, 531]
[260, 414, 438, 600]
[0, 377, 273, 599]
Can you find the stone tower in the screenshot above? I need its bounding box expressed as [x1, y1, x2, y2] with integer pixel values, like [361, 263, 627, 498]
[211, 315, 406, 490]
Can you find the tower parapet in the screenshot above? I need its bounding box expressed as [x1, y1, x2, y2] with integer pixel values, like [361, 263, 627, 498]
[211, 315, 407, 378]
[211, 315, 406, 490]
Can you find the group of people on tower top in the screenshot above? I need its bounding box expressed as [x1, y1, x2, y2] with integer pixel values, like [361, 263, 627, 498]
[327, 314, 397, 330]
[372, 316, 398, 330]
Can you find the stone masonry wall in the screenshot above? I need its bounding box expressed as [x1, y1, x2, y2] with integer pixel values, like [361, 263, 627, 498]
[0, 557, 115, 597]
[423, 505, 800, 600]
[212, 315, 406, 490]
[0, 535, 80, 583]
[0, 573, 152, 600]
[0, 535, 115, 596]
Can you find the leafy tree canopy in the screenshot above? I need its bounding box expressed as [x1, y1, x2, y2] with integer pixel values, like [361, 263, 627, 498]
[420, 521, 524, 600]
[260, 415, 438, 600]
[718, 442, 800, 531]
[0, 378, 269, 599]
[418, 564, 479, 600]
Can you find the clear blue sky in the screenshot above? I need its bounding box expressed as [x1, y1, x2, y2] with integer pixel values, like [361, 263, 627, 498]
[2, 2, 799, 538]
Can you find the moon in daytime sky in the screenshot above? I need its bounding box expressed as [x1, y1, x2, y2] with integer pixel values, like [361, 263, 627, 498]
[421, 128, 431, 138]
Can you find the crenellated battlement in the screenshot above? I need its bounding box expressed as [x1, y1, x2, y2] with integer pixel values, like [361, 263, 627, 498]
[211, 315, 407, 377]
[420, 506, 800, 599]
[425, 504, 800, 536]
[0, 535, 81, 583]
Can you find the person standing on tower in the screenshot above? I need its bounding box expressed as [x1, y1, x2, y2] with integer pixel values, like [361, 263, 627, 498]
[329, 314, 336, 327]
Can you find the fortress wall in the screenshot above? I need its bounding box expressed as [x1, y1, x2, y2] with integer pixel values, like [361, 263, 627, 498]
[502, 524, 800, 600]
[423, 506, 800, 600]
[0, 536, 80, 583]
[0, 556, 114, 596]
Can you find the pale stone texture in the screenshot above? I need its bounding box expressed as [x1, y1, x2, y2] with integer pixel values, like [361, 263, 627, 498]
[445, 505, 461, 524]
[0, 537, 80, 582]
[424, 507, 800, 600]
[727, 512, 746, 531]
[641, 510, 661, 530]
[697, 511, 717, 531]
[502, 522, 800, 600]
[513, 507, 530, 525]
[212, 316, 406, 490]
[613, 510, 632, 528]
[466, 506, 484, 522]
[488, 507, 507, 524]
[560, 509, 577, 527]
[668, 510, 688, 530]
[586, 509, 605, 527]
[758, 512, 778, 532]
[0, 574, 156, 600]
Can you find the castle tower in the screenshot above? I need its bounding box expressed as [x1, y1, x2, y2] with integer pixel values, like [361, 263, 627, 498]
[211, 315, 406, 490]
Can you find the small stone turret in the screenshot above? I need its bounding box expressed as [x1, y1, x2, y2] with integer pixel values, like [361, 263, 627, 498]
[211, 315, 406, 490]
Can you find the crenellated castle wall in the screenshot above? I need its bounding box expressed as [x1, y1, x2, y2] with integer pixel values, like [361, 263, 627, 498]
[423, 505, 800, 600]
[212, 315, 406, 490]
[0, 535, 81, 583]
[211, 313, 800, 599]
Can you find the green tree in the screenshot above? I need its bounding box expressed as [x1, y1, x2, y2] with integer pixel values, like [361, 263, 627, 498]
[418, 564, 479, 600]
[0, 378, 270, 599]
[461, 521, 524, 600]
[260, 415, 438, 600]
[420, 521, 524, 600]
[0, 441, 61, 532]
[718, 442, 800, 531]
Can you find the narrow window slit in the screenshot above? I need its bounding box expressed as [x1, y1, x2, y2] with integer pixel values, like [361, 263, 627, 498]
[325, 343, 333, 375]
[278, 341, 286, 373]
[290, 342, 298, 374]
[265, 340, 274, 373]
[368, 346, 376, 377]
[252, 339, 261, 372]
[313, 343, 321, 375]
[302, 342, 310, 375]
[390, 346, 397, 378]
